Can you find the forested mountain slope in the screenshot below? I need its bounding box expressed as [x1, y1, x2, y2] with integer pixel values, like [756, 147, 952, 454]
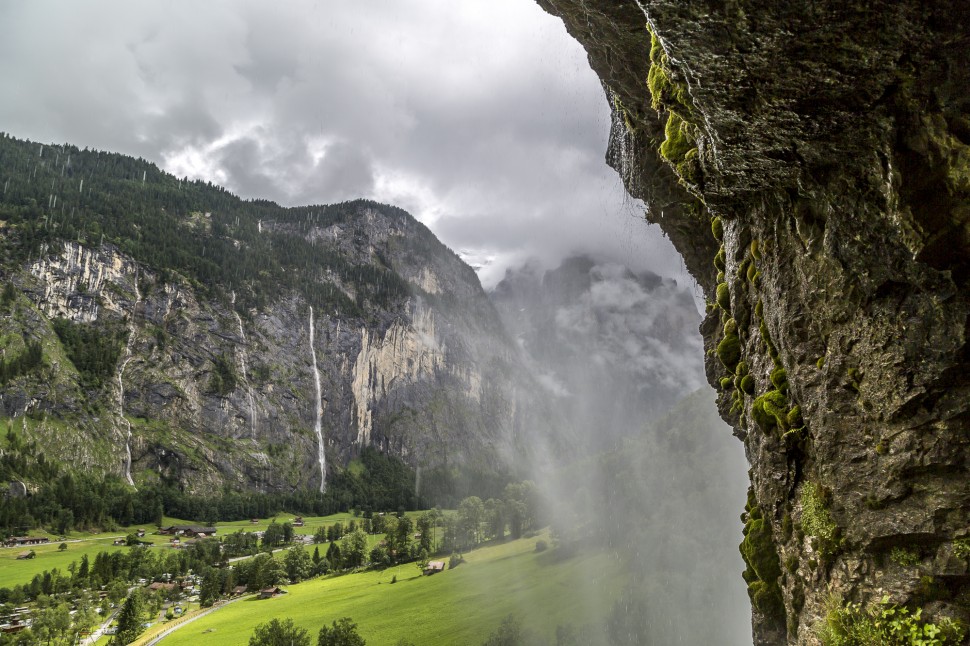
[0, 133, 553, 496]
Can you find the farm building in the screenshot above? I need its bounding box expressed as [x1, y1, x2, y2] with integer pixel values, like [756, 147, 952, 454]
[259, 586, 283, 599]
[424, 560, 446, 575]
[159, 525, 217, 537]
[5, 536, 49, 547]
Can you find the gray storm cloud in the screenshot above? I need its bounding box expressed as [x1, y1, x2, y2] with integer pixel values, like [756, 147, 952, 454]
[0, 0, 688, 287]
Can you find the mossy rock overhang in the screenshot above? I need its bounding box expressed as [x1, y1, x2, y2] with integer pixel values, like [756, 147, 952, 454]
[534, 0, 970, 643]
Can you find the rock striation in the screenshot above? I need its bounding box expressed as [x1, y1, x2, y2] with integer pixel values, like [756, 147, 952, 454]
[536, 0, 970, 643]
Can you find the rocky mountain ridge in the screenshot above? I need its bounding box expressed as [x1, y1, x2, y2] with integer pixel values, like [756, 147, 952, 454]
[535, 1, 970, 643]
[0, 134, 545, 495]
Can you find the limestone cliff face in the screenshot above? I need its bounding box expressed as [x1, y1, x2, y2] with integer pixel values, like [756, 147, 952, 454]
[537, 0, 970, 643]
[1, 201, 531, 494]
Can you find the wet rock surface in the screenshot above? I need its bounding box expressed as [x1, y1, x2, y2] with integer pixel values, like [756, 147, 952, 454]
[537, 0, 970, 643]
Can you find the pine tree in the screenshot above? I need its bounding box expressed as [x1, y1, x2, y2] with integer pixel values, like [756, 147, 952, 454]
[113, 591, 144, 645]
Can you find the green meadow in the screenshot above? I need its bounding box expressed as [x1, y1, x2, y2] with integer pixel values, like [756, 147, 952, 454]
[160, 533, 626, 646]
[0, 526, 172, 589]
[0, 512, 423, 590]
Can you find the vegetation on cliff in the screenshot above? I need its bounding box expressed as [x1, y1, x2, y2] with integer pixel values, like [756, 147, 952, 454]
[0, 133, 410, 316]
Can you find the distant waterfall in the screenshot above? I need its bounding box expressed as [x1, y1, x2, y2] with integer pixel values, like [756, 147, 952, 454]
[308, 307, 327, 492]
[231, 292, 257, 439]
[117, 273, 140, 487]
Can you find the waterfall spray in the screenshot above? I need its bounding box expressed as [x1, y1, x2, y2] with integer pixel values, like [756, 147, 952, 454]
[117, 272, 141, 487]
[309, 307, 327, 492]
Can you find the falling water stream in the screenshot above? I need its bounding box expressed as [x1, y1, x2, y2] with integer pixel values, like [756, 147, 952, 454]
[608, 89, 639, 189]
[231, 291, 257, 440]
[117, 272, 140, 487]
[308, 306, 327, 492]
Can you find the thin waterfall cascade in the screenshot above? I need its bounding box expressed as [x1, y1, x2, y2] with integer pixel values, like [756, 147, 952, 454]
[117, 273, 140, 488]
[608, 89, 639, 190]
[309, 306, 327, 492]
[231, 291, 257, 440]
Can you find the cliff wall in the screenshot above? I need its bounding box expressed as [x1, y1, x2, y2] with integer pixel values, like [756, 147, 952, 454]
[536, 1, 970, 643]
[0, 188, 536, 494]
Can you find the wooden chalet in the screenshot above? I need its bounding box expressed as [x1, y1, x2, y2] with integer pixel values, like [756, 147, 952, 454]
[259, 586, 283, 599]
[5, 536, 50, 547]
[232, 585, 248, 596]
[148, 582, 176, 592]
[423, 560, 446, 575]
[293, 517, 305, 527]
[0, 621, 27, 634]
[159, 525, 217, 537]
[15, 551, 34, 560]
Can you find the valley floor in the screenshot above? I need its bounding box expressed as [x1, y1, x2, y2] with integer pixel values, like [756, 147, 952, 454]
[153, 531, 625, 646]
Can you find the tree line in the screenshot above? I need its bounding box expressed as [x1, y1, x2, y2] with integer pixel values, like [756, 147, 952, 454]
[0, 437, 424, 537]
[0, 133, 418, 319]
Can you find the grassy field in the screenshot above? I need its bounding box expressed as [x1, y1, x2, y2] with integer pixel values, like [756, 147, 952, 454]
[159, 533, 626, 646]
[0, 512, 424, 589]
[0, 527, 172, 589]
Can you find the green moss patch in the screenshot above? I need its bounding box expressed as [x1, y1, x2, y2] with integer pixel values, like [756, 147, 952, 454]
[717, 327, 742, 373]
[740, 489, 785, 622]
[770, 367, 788, 393]
[711, 216, 723, 241]
[646, 26, 701, 186]
[714, 248, 726, 272]
[740, 374, 756, 395]
[716, 282, 732, 310]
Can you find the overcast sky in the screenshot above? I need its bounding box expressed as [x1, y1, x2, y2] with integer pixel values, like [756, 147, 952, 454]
[0, 0, 691, 289]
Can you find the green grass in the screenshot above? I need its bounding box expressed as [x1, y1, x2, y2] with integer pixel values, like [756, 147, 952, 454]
[161, 532, 625, 646]
[216, 511, 428, 538]
[215, 511, 359, 534]
[0, 524, 176, 588]
[0, 512, 431, 590]
[2, 538, 124, 588]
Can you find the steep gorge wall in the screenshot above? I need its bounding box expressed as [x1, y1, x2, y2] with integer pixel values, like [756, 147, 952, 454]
[537, 1, 970, 643]
[3, 213, 528, 494]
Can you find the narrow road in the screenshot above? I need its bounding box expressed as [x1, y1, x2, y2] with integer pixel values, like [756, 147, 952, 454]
[80, 606, 121, 646]
[142, 595, 251, 646]
[80, 585, 137, 646]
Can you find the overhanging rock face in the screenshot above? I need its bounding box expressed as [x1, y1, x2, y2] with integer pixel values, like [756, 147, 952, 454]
[536, 1, 970, 643]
